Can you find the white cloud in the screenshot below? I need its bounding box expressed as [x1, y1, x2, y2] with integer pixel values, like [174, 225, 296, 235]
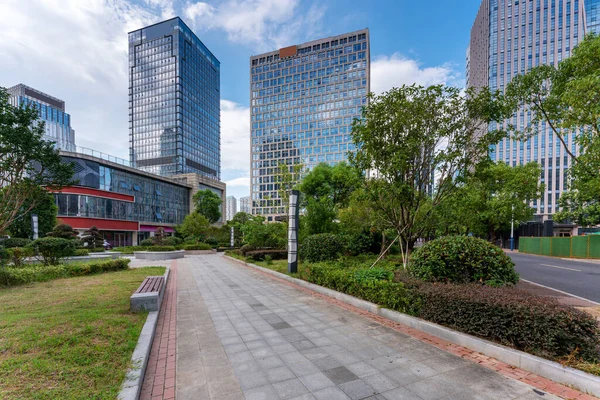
[226, 177, 250, 187]
[371, 53, 461, 94]
[184, 0, 326, 50]
[0, 0, 160, 158]
[221, 100, 250, 173]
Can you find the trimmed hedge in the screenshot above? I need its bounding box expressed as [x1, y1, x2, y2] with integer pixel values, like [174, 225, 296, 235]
[183, 243, 212, 251]
[300, 234, 342, 262]
[410, 236, 518, 286]
[246, 249, 288, 261]
[395, 272, 600, 362]
[240, 244, 256, 256]
[1, 238, 32, 248]
[113, 246, 148, 254]
[74, 249, 90, 257]
[0, 258, 130, 286]
[29, 237, 77, 265]
[7, 247, 34, 267]
[147, 246, 177, 252]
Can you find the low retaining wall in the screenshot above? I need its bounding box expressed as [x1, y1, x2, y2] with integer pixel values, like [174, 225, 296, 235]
[225, 255, 600, 398]
[184, 249, 217, 255]
[119, 268, 170, 400]
[134, 250, 184, 260]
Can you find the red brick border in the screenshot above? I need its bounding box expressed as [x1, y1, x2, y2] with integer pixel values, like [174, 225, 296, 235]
[233, 259, 598, 400]
[140, 261, 178, 400]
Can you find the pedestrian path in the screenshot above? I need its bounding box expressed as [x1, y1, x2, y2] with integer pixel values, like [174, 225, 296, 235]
[173, 254, 564, 400]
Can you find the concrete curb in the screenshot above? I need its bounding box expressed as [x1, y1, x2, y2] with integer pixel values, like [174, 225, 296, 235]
[118, 267, 170, 400]
[224, 255, 600, 398]
[134, 250, 185, 260]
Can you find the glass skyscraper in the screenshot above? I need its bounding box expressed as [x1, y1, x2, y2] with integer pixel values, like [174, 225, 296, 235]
[250, 29, 370, 220]
[467, 0, 597, 219]
[7, 84, 75, 151]
[586, 0, 600, 33]
[128, 17, 220, 179]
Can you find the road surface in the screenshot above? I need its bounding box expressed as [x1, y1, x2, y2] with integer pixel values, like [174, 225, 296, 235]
[507, 251, 600, 303]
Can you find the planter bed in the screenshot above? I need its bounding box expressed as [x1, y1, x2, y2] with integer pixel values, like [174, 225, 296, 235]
[133, 250, 184, 260]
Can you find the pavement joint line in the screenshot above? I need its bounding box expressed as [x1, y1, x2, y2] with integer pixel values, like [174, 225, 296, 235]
[520, 279, 600, 306]
[224, 255, 600, 400]
[540, 263, 582, 272]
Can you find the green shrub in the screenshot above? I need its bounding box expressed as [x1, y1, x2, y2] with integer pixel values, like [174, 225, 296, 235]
[112, 246, 149, 254]
[7, 247, 34, 267]
[1, 237, 32, 248]
[139, 239, 154, 246]
[29, 237, 76, 265]
[0, 246, 9, 266]
[183, 243, 212, 251]
[163, 237, 183, 246]
[300, 233, 342, 262]
[246, 249, 287, 261]
[409, 236, 518, 286]
[263, 255, 273, 265]
[89, 247, 105, 253]
[204, 237, 219, 247]
[306, 264, 410, 311]
[240, 244, 256, 256]
[394, 272, 600, 362]
[339, 231, 377, 256]
[74, 249, 90, 257]
[0, 258, 130, 286]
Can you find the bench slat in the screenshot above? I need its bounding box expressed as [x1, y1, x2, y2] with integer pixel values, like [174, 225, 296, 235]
[135, 276, 164, 294]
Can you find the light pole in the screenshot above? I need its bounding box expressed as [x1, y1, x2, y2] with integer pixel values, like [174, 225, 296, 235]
[509, 204, 515, 251]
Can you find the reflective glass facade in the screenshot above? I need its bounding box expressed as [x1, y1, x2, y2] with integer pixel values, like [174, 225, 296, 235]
[250, 29, 370, 219]
[62, 155, 190, 225]
[129, 17, 220, 178]
[7, 84, 75, 151]
[586, 0, 600, 33]
[468, 0, 598, 219]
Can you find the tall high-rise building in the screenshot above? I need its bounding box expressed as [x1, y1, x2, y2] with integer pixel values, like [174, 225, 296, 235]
[128, 17, 220, 179]
[249, 29, 370, 220]
[239, 196, 251, 214]
[467, 0, 597, 219]
[586, 0, 600, 33]
[7, 84, 75, 151]
[226, 195, 237, 221]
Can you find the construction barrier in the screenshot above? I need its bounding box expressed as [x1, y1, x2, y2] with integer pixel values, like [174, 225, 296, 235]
[519, 235, 600, 259]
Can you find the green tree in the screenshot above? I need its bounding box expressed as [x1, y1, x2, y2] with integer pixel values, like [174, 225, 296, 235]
[177, 213, 210, 241]
[192, 189, 222, 223]
[47, 224, 78, 240]
[7, 188, 57, 239]
[0, 88, 73, 235]
[299, 162, 363, 235]
[240, 216, 287, 249]
[276, 162, 303, 212]
[81, 226, 104, 249]
[152, 227, 168, 245]
[440, 161, 544, 240]
[350, 84, 508, 266]
[505, 34, 600, 225]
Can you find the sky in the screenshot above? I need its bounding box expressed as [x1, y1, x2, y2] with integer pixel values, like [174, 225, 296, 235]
[0, 0, 483, 201]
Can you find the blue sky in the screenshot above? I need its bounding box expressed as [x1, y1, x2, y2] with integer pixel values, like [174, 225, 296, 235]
[0, 0, 482, 201]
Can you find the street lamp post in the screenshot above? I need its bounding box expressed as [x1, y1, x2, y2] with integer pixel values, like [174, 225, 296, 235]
[509, 204, 515, 251]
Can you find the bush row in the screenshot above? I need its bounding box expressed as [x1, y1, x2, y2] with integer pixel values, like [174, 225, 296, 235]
[301, 262, 600, 362]
[113, 243, 213, 254]
[0, 258, 130, 286]
[246, 249, 288, 261]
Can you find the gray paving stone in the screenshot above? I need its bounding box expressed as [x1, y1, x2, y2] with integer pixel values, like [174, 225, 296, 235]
[312, 386, 352, 400]
[273, 377, 310, 399]
[237, 370, 269, 390]
[339, 379, 377, 400]
[382, 387, 422, 400]
[244, 384, 280, 400]
[266, 365, 296, 383]
[363, 372, 400, 393]
[288, 360, 321, 377]
[323, 366, 360, 385]
[298, 371, 336, 391]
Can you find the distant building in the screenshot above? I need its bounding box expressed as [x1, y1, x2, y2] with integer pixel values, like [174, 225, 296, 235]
[467, 0, 598, 219]
[7, 83, 75, 151]
[226, 196, 237, 221]
[239, 196, 251, 214]
[249, 29, 370, 221]
[128, 17, 221, 178]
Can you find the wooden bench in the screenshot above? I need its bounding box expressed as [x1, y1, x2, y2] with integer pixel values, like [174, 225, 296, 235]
[130, 276, 165, 312]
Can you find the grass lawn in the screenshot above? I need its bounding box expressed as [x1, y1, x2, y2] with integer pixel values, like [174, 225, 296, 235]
[0, 266, 165, 400]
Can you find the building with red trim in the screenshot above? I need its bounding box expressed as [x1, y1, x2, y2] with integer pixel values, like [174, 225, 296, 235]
[52, 149, 225, 246]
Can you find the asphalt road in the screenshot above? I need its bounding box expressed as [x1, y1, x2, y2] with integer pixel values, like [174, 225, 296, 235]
[507, 251, 600, 303]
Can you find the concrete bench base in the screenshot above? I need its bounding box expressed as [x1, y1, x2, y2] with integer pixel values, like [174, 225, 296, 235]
[133, 250, 184, 260]
[130, 276, 166, 312]
[184, 249, 217, 255]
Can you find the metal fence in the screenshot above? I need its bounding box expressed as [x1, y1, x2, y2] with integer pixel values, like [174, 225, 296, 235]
[519, 235, 600, 259]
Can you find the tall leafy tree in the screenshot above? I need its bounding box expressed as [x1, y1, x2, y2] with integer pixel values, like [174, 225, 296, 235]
[350, 84, 509, 266]
[81, 226, 104, 249]
[7, 188, 57, 238]
[177, 213, 210, 240]
[505, 34, 600, 225]
[0, 88, 73, 234]
[192, 189, 222, 223]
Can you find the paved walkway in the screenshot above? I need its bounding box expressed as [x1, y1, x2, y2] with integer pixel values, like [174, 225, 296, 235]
[172, 255, 569, 400]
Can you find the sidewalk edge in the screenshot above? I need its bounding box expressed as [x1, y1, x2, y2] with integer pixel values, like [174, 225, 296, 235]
[118, 267, 170, 400]
[224, 255, 600, 399]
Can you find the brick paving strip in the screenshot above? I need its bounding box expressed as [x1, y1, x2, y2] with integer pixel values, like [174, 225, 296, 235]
[173, 254, 598, 400]
[140, 260, 178, 400]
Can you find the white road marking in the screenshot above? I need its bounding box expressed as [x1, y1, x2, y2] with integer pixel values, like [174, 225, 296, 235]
[540, 263, 581, 272]
[520, 279, 600, 305]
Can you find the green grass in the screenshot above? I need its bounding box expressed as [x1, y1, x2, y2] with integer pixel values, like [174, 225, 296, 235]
[0, 267, 165, 399]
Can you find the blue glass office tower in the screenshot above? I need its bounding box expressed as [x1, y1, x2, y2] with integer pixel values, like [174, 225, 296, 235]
[128, 17, 220, 179]
[250, 29, 370, 220]
[467, 0, 597, 219]
[7, 84, 75, 151]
